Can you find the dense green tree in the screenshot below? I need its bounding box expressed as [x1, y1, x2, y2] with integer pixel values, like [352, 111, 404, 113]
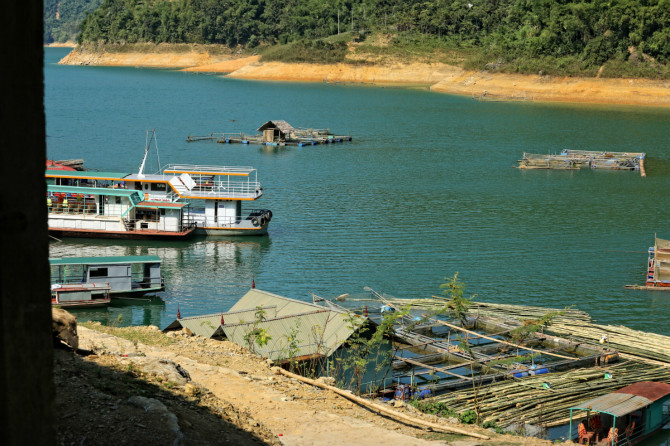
[65, 0, 670, 74]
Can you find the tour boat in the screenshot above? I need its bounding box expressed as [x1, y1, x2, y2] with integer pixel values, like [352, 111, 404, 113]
[46, 131, 272, 238]
[51, 282, 111, 308]
[50, 255, 165, 298]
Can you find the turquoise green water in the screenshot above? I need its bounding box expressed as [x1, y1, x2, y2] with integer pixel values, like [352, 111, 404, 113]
[45, 48, 670, 336]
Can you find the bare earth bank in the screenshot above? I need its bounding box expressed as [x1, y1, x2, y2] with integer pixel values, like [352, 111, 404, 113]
[56, 325, 556, 445]
[59, 48, 670, 106]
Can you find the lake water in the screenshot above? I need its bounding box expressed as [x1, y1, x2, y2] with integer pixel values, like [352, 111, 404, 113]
[45, 48, 670, 336]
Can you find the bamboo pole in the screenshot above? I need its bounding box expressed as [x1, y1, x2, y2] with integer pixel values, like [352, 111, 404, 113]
[272, 367, 490, 440]
[431, 319, 574, 360]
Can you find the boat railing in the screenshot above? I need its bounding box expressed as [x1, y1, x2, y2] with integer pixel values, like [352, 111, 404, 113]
[180, 182, 262, 199]
[130, 273, 165, 289]
[163, 164, 256, 176]
[184, 209, 270, 228]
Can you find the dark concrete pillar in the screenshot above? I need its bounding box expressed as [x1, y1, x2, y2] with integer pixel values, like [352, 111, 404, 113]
[0, 0, 54, 444]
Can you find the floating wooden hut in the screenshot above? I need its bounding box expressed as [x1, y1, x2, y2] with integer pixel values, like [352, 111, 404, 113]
[186, 120, 352, 146]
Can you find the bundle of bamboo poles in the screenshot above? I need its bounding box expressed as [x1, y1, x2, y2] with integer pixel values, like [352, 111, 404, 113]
[385, 296, 670, 365]
[384, 295, 592, 325]
[432, 361, 670, 428]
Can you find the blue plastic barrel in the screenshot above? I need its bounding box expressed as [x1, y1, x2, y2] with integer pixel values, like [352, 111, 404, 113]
[513, 371, 528, 378]
[415, 386, 432, 399]
[394, 384, 411, 401]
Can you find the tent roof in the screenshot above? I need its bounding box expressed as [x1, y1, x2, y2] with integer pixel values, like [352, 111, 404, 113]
[164, 289, 361, 361]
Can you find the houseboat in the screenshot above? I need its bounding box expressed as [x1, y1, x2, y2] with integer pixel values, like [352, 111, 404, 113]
[46, 136, 271, 237]
[51, 282, 111, 308]
[50, 255, 165, 297]
[47, 185, 194, 239]
[569, 381, 670, 445]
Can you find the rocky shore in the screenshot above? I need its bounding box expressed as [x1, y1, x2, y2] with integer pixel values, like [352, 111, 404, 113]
[58, 46, 670, 106]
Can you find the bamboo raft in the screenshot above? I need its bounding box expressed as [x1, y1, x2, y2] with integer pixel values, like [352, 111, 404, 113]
[432, 361, 670, 428]
[384, 296, 670, 365]
[517, 150, 646, 176]
[384, 296, 670, 429]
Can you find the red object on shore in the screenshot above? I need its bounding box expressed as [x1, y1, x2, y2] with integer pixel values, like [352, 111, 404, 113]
[46, 160, 76, 171]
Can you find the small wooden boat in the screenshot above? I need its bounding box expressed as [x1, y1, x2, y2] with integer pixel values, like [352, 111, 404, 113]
[51, 282, 111, 308]
[569, 381, 670, 445]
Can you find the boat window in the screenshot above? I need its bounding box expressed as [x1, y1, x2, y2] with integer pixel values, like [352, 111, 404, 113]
[89, 267, 108, 278]
[115, 196, 121, 204]
[137, 209, 160, 222]
[150, 183, 167, 192]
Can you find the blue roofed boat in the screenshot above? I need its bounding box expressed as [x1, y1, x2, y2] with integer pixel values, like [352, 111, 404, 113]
[50, 255, 165, 298]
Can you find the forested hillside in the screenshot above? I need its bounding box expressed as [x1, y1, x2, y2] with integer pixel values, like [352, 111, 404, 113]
[44, 0, 103, 43]
[76, 0, 670, 77]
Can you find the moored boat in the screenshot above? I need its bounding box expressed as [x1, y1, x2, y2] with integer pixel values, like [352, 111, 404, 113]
[624, 236, 670, 291]
[46, 185, 195, 239]
[46, 132, 272, 238]
[50, 255, 165, 298]
[51, 282, 111, 308]
[569, 381, 670, 445]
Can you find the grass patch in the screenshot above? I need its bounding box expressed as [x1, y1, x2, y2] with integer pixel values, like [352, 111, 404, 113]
[81, 322, 176, 347]
[260, 38, 350, 64]
[77, 42, 233, 56]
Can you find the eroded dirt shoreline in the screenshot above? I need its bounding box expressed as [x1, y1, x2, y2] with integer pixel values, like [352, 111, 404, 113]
[56, 324, 554, 445]
[58, 47, 670, 106]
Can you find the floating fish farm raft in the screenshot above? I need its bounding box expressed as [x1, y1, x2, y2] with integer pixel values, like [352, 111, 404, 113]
[517, 150, 646, 176]
[187, 120, 352, 147]
[314, 289, 670, 429]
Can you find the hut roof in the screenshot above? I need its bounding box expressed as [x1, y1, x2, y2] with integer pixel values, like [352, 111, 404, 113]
[164, 288, 362, 361]
[257, 120, 295, 134]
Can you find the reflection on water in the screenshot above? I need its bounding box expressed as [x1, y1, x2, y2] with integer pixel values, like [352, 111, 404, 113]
[69, 296, 166, 327]
[49, 236, 271, 326]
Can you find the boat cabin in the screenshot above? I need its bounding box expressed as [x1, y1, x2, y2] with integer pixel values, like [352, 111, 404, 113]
[50, 255, 165, 297]
[569, 381, 670, 445]
[47, 185, 192, 237]
[51, 282, 111, 308]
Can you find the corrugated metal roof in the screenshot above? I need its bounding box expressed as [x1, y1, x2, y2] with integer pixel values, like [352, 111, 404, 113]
[176, 314, 224, 338]
[614, 381, 670, 402]
[572, 393, 652, 417]
[223, 309, 356, 361]
[163, 306, 278, 338]
[229, 289, 324, 318]
[50, 255, 162, 266]
[164, 289, 360, 361]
